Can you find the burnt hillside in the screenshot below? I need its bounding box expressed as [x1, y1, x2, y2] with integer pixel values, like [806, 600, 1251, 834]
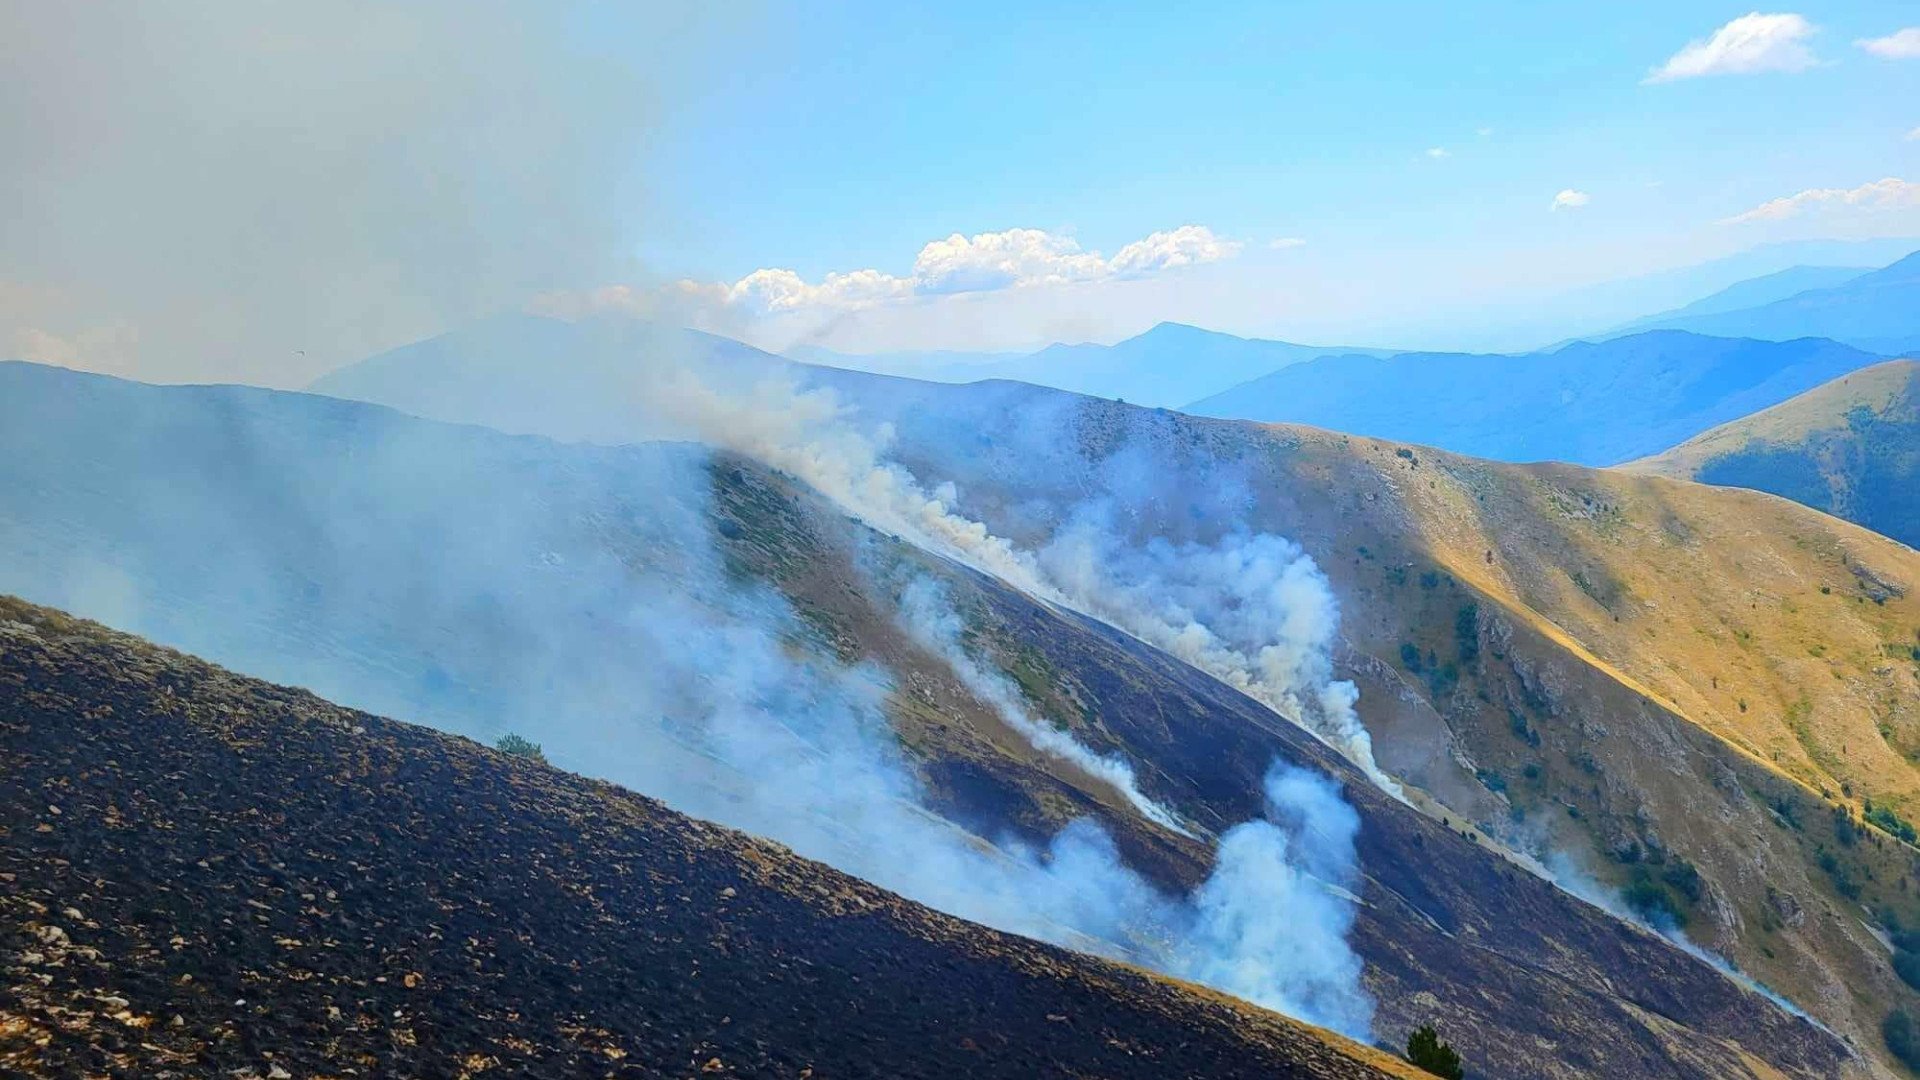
[0, 597, 1418, 1079]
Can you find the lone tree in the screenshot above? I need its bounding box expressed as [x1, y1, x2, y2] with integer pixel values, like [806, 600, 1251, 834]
[1406, 1023, 1464, 1080]
[495, 732, 547, 764]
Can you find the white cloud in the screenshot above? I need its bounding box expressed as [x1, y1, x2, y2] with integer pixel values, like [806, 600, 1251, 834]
[1268, 237, 1308, 250]
[1110, 225, 1243, 276]
[1476, 126, 1494, 138]
[1425, 147, 1450, 159]
[1720, 177, 1919, 224]
[1856, 27, 1920, 59]
[1907, 126, 1920, 141]
[1551, 189, 1591, 211]
[548, 225, 1243, 321]
[1646, 13, 1818, 82]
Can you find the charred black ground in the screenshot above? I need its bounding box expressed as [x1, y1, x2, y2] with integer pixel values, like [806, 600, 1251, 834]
[0, 597, 1416, 1079]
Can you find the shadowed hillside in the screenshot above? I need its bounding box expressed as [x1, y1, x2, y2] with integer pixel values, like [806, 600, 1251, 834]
[1629, 360, 1920, 550]
[0, 597, 1428, 1080]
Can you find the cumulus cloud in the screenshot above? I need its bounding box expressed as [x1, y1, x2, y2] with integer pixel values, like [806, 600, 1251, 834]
[1856, 27, 1920, 59]
[913, 228, 1111, 294]
[1109, 225, 1243, 276]
[552, 225, 1242, 322]
[1551, 189, 1591, 211]
[1425, 147, 1451, 160]
[1646, 13, 1818, 82]
[1720, 177, 1919, 224]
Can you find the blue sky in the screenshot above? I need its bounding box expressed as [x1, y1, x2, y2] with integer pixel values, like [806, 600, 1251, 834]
[3, 3, 1917, 383]
[624, 2, 1919, 352]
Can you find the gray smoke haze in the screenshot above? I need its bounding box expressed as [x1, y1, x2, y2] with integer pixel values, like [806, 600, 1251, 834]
[0, 2, 727, 386]
[607, 357, 1393, 785]
[0, 360, 1376, 1039]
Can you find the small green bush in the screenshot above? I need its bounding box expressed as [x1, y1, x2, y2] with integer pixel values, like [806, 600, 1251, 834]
[1405, 1024, 1464, 1080]
[1867, 804, 1918, 845]
[1895, 949, 1920, 993]
[1886, 1009, 1920, 1072]
[496, 732, 548, 764]
[1624, 876, 1687, 929]
[1454, 603, 1480, 665]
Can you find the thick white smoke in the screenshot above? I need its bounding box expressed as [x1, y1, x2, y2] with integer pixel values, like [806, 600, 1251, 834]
[1035, 513, 1390, 792]
[640, 365, 1393, 789]
[0, 366, 1376, 1039]
[617, 358, 1381, 1036]
[565, 491, 1373, 1038]
[1178, 764, 1373, 1036]
[891, 573, 1194, 837]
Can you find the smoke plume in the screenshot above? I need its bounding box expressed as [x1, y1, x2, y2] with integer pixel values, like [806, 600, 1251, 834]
[891, 573, 1194, 836]
[0, 360, 1377, 1040]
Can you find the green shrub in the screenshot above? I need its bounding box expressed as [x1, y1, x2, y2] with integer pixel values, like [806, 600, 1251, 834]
[1405, 1024, 1464, 1080]
[1400, 642, 1424, 673]
[496, 732, 548, 764]
[1624, 876, 1687, 929]
[1818, 850, 1862, 900]
[1661, 860, 1704, 905]
[1868, 804, 1918, 845]
[1886, 1009, 1920, 1072]
[1454, 603, 1480, 665]
[1895, 948, 1920, 993]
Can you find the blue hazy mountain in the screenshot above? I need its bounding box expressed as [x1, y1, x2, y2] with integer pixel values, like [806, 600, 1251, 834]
[795, 322, 1393, 408]
[1185, 330, 1887, 465]
[1600, 264, 1871, 336]
[783, 344, 1033, 381]
[311, 313, 794, 442]
[1608, 249, 1920, 354]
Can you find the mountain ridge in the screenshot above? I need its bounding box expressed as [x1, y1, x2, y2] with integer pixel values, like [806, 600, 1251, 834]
[1626, 359, 1920, 550]
[1183, 330, 1889, 465]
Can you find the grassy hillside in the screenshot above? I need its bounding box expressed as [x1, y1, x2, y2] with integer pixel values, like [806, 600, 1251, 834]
[0, 362, 1855, 1080]
[0, 597, 1426, 1080]
[1628, 360, 1920, 550]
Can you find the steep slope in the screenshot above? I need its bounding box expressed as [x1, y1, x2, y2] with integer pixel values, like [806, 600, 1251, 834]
[1602, 265, 1872, 338]
[1185, 331, 1887, 465]
[0, 597, 1424, 1080]
[1628, 360, 1920, 549]
[1621, 251, 1920, 355]
[0, 361, 1859, 1080]
[838, 383, 1920, 1072]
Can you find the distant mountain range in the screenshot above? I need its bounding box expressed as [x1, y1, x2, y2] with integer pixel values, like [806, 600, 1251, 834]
[1185, 330, 1888, 466]
[1628, 359, 1920, 549]
[1596, 250, 1920, 355]
[794, 322, 1393, 408]
[783, 245, 1920, 424]
[1598, 264, 1873, 338]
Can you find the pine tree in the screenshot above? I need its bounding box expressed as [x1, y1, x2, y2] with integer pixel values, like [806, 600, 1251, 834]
[1406, 1023, 1464, 1080]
